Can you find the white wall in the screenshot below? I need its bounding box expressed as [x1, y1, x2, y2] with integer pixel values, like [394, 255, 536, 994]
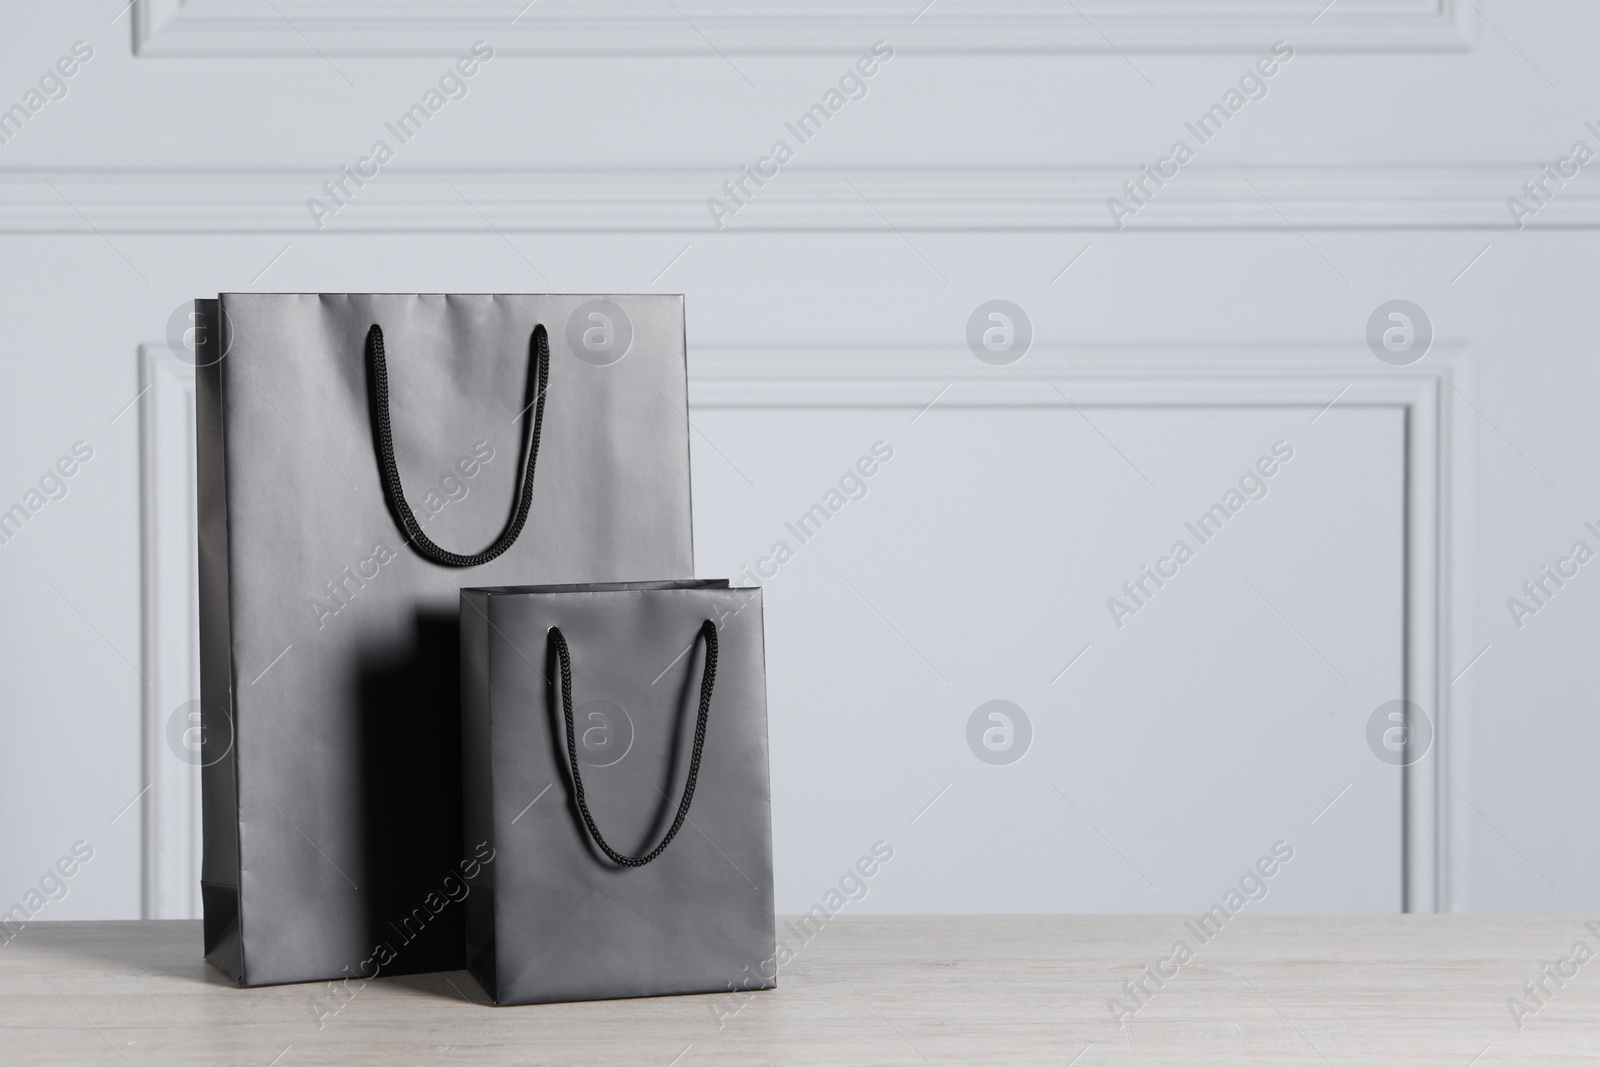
[0, 1, 1594, 920]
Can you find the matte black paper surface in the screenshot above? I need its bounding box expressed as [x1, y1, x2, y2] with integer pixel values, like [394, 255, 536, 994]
[197, 294, 694, 987]
[461, 581, 775, 1005]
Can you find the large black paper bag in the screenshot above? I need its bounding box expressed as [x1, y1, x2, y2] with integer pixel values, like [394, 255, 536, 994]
[196, 294, 694, 986]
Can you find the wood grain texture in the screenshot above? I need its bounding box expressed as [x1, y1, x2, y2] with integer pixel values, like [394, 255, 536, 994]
[1, 916, 1596, 1065]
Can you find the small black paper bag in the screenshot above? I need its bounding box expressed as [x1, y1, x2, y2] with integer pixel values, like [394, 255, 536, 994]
[460, 579, 775, 1005]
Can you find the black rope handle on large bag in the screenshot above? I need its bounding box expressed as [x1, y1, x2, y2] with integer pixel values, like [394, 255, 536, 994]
[366, 322, 550, 568]
[549, 620, 718, 868]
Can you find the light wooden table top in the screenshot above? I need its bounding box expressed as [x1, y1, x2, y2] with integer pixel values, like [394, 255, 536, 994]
[1, 916, 1596, 1065]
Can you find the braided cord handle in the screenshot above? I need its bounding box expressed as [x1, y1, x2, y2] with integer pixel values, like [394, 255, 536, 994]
[366, 322, 550, 568]
[549, 620, 718, 868]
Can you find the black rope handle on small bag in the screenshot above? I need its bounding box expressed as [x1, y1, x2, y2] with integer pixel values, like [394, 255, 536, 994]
[366, 322, 550, 568]
[549, 620, 718, 868]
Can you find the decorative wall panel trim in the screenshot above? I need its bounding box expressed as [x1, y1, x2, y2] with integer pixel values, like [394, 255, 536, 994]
[141, 339, 1473, 915]
[133, 0, 1474, 56]
[138, 344, 203, 920]
[686, 341, 1476, 914]
[3, 167, 1576, 234]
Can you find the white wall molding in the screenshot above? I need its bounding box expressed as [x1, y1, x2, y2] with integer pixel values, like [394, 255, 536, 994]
[142, 339, 1472, 913]
[133, 0, 1474, 56]
[685, 341, 1474, 912]
[1, 167, 1577, 234]
[138, 344, 203, 920]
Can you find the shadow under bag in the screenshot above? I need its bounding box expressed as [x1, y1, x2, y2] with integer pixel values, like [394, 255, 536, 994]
[460, 580, 775, 1005]
[196, 294, 694, 986]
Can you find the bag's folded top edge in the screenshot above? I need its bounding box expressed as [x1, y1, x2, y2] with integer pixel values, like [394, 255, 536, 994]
[466, 579, 735, 596]
[212, 292, 685, 299]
